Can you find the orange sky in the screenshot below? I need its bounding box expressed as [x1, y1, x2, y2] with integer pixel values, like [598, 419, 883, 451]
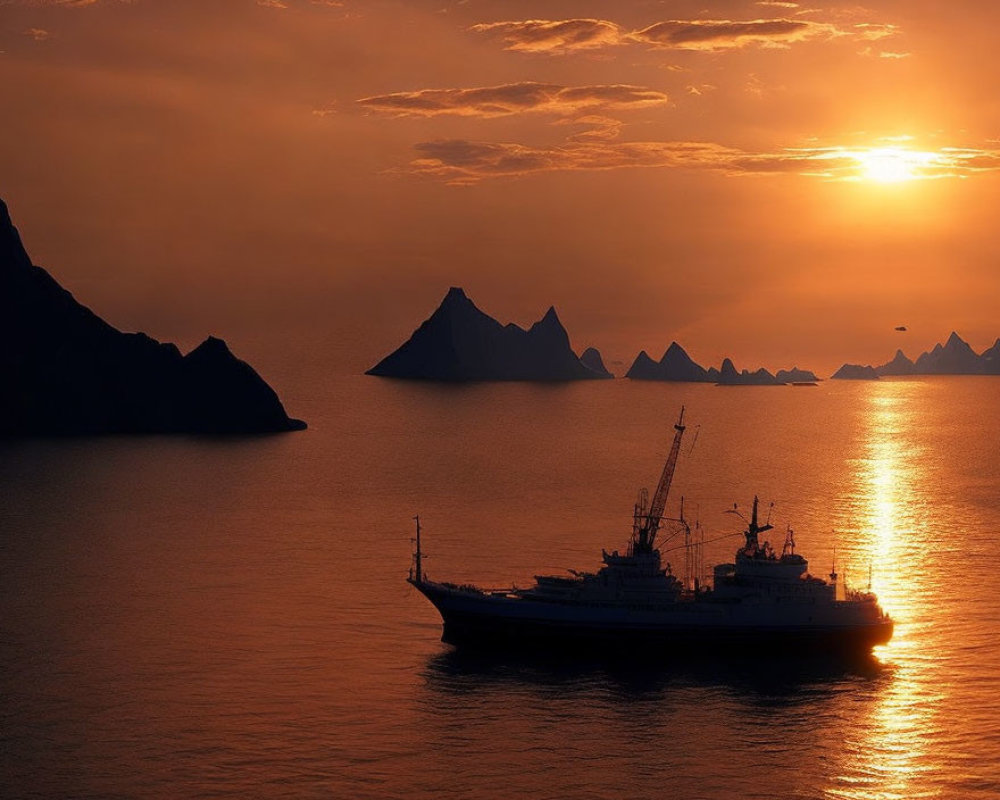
[2, 0, 999, 377]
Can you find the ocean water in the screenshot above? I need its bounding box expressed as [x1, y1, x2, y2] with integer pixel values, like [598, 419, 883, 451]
[2, 375, 999, 799]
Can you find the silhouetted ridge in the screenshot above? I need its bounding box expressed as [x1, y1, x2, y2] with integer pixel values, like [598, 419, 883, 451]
[625, 341, 814, 385]
[981, 339, 1000, 374]
[831, 364, 880, 380]
[626, 342, 711, 382]
[625, 350, 660, 380]
[913, 332, 981, 374]
[580, 347, 613, 378]
[367, 288, 609, 381]
[0, 199, 32, 272]
[775, 367, 819, 383]
[0, 197, 305, 436]
[834, 332, 1000, 379]
[876, 349, 914, 376]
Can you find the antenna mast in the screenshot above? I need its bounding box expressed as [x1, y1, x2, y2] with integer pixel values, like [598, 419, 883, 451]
[413, 515, 423, 584]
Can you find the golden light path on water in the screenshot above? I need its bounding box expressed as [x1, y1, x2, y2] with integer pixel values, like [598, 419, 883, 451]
[829, 383, 943, 800]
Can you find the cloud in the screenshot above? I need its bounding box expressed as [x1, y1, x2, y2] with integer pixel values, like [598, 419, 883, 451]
[633, 18, 895, 51]
[23, 27, 50, 40]
[398, 138, 1000, 185]
[470, 19, 625, 55]
[471, 16, 897, 55]
[357, 82, 668, 118]
[407, 138, 741, 185]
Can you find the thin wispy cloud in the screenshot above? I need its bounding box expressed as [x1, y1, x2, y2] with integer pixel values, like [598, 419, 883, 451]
[469, 19, 625, 55]
[472, 16, 896, 55]
[357, 82, 668, 119]
[407, 139, 741, 185]
[634, 19, 894, 51]
[400, 137, 1000, 185]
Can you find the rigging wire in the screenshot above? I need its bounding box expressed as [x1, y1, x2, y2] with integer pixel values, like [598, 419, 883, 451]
[687, 425, 701, 456]
[661, 529, 744, 554]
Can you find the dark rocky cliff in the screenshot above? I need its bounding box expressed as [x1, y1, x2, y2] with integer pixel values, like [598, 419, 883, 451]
[0, 198, 305, 436]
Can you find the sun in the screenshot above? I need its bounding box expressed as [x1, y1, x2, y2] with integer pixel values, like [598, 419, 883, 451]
[857, 148, 918, 183]
[862, 151, 914, 183]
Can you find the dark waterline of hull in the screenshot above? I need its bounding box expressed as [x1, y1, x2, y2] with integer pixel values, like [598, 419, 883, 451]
[437, 611, 893, 656]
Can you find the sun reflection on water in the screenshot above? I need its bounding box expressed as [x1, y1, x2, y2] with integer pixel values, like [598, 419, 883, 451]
[828, 384, 943, 800]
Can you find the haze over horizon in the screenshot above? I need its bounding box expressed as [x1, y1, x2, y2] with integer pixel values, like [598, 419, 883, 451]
[3, 0, 999, 379]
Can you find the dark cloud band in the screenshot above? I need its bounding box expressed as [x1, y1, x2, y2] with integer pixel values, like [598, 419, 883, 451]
[357, 82, 668, 118]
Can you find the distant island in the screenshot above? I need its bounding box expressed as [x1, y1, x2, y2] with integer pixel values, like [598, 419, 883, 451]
[625, 342, 818, 385]
[0, 198, 305, 436]
[831, 364, 880, 381]
[832, 332, 1000, 380]
[367, 287, 612, 381]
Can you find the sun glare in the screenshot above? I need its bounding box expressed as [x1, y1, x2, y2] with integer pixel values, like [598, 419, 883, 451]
[859, 149, 915, 183]
[853, 147, 940, 184]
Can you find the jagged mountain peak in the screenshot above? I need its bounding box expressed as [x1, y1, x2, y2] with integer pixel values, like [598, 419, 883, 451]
[368, 288, 604, 381]
[0, 197, 32, 272]
[436, 286, 478, 313]
[186, 335, 235, 364]
[0, 197, 304, 435]
[535, 305, 562, 326]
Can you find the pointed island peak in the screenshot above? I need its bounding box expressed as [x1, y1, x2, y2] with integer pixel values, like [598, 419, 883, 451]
[626, 342, 813, 384]
[0, 197, 305, 436]
[0, 197, 31, 272]
[189, 335, 232, 357]
[368, 288, 608, 381]
[580, 347, 613, 378]
[534, 305, 563, 327]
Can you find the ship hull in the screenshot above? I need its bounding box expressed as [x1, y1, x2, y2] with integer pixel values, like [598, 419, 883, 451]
[412, 580, 893, 655]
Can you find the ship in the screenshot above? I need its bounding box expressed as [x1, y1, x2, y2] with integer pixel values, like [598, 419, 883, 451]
[408, 408, 893, 654]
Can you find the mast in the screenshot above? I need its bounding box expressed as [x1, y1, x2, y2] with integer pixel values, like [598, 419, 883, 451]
[639, 406, 687, 549]
[743, 495, 773, 552]
[413, 515, 423, 584]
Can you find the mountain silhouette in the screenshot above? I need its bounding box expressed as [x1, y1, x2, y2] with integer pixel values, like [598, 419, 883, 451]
[912, 332, 982, 374]
[580, 347, 613, 378]
[625, 342, 712, 381]
[625, 343, 814, 385]
[0, 198, 305, 436]
[717, 359, 784, 386]
[876, 349, 915, 376]
[981, 339, 1000, 374]
[831, 364, 880, 380]
[775, 367, 820, 383]
[834, 332, 1000, 379]
[367, 287, 610, 381]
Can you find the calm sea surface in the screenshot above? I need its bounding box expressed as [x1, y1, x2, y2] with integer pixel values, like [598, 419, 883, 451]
[2, 376, 1000, 799]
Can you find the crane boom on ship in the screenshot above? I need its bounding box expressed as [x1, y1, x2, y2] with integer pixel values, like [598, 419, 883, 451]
[638, 406, 687, 548]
